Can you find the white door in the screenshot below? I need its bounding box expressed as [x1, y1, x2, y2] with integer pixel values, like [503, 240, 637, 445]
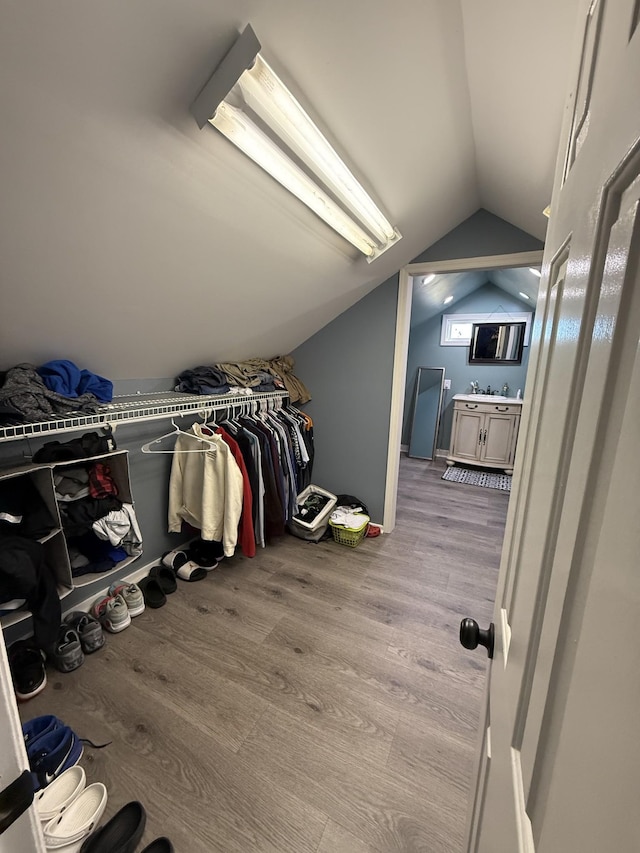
[465, 2, 640, 851]
[0, 635, 45, 852]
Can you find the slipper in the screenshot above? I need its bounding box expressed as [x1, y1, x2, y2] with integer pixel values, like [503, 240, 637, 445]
[138, 577, 167, 608]
[175, 560, 207, 582]
[36, 765, 86, 824]
[79, 800, 146, 853]
[43, 782, 107, 850]
[161, 550, 188, 571]
[187, 539, 221, 570]
[148, 565, 177, 594]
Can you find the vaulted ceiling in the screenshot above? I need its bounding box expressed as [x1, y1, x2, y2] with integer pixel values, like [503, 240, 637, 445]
[410, 267, 541, 328]
[0, 0, 581, 378]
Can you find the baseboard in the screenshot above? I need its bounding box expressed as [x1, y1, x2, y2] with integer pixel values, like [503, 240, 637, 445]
[400, 444, 408, 453]
[435, 448, 449, 459]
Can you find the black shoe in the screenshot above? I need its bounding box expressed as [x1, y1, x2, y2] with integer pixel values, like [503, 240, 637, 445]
[8, 640, 46, 701]
[80, 801, 146, 853]
[140, 839, 174, 853]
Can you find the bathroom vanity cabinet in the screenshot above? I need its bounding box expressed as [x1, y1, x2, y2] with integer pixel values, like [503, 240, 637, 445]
[446, 395, 522, 474]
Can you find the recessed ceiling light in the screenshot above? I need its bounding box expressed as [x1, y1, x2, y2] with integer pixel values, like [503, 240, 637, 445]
[529, 268, 541, 277]
[422, 274, 436, 285]
[443, 295, 453, 304]
[519, 291, 530, 300]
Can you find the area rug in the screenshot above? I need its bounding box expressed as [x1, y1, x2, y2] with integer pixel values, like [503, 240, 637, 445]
[442, 466, 512, 492]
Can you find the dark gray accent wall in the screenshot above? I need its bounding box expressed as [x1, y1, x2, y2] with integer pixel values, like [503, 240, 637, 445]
[291, 275, 398, 523]
[402, 283, 533, 449]
[411, 208, 543, 263]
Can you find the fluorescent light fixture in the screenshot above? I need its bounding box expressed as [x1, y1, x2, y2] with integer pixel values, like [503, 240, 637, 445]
[443, 295, 454, 304]
[519, 291, 530, 300]
[191, 25, 401, 261]
[422, 274, 436, 285]
[529, 268, 542, 277]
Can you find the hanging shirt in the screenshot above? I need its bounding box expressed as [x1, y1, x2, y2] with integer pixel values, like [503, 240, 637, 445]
[215, 426, 256, 558]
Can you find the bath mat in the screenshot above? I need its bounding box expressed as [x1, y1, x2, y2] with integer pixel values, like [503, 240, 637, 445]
[442, 466, 512, 492]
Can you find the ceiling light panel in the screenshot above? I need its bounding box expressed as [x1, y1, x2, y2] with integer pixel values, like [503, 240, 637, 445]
[191, 25, 401, 261]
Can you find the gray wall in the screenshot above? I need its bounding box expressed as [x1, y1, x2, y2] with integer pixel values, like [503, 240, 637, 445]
[292, 275, 398, 523]
[289, 209, 542, 527]
[402, 284, 533, 449]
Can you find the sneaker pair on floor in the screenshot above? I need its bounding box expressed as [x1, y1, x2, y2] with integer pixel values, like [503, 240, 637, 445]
[91, 582, 145, 633]
[8, 611, 105, 701]
[23, 715, 83, 793]
[50, 611, 106, 674]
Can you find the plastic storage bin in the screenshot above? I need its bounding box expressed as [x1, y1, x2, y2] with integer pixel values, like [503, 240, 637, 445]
[329, 514, 370, 548]
[288, 485, 337, 541]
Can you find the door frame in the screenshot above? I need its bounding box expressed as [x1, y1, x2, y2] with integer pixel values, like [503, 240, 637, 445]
[382, 248, 544, 533]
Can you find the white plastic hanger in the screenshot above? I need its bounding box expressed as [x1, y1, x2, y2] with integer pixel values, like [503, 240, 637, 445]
[141, 420, 217, 454]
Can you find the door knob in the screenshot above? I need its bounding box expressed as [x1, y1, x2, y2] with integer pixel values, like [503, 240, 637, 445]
[460, 618, 495, 659]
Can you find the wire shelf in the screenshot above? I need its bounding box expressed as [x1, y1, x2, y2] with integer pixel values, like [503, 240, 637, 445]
[0, 390, 288, 443]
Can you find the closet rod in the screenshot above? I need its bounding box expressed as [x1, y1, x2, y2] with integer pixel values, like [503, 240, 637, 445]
[0, 390, 289, 444]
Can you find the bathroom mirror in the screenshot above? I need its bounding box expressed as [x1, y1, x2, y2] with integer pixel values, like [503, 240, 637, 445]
[408, 367, 445, 460]
[468, 321, 526, 364]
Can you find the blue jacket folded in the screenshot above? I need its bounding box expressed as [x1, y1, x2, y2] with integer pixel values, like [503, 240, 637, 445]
[38, 360, 113, 402]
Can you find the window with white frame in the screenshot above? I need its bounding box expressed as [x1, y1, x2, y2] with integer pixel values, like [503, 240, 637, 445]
[440, 312, 532, 346]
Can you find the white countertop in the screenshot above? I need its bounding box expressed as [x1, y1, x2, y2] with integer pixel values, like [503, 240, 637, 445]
[453, 393, 523, 404]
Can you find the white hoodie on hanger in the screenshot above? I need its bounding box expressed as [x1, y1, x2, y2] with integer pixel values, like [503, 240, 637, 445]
[167, 423, 243, 557]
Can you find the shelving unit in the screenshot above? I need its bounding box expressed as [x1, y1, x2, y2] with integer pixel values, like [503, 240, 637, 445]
[0, 450, 141, 630]
[0, 390, 288, 443]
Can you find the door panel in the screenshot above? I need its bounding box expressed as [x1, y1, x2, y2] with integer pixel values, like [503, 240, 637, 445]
[0, 636, 45, 852]
[467, 1, 640, 850]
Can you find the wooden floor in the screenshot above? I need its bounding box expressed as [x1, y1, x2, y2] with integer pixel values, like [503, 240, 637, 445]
[22, 456, 509, 852]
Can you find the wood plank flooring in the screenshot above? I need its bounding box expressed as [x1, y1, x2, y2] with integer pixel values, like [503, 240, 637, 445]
[20, 456, 509, 852]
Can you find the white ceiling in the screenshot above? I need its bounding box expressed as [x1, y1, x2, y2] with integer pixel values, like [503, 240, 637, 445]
[0, 0, 581, 378]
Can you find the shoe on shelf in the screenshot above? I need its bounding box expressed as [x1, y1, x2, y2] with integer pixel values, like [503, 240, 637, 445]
[107, 582, 145, 617]
[91, 594, 131, 633]
[26, 725, 83, 792]
[79, 800, 146, 853]
[42, 782, 107, 850]
[50, 625, 85, 673]
[8, 640, 47, 701]
[64, 611, 105, 654]
[140, 839, 174, 853]
[35, 765, 86, 824]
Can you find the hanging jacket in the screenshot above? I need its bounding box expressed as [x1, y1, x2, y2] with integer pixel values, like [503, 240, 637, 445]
[167, 424, 244, 557]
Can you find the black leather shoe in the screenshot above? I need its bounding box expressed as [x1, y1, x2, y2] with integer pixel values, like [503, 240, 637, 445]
[79, 801, 146, 853]
[140, 839, 174, 853]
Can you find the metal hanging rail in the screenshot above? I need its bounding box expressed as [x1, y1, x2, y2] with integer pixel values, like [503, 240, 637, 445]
[0, 390, 288, 443]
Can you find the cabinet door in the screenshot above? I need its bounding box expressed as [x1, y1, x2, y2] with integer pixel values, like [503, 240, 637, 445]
[480, 413, 517, 465]
[451, 410, 484, 461]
